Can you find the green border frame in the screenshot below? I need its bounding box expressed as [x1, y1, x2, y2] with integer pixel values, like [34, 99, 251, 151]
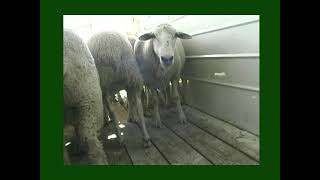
[40, 0, 280, 179]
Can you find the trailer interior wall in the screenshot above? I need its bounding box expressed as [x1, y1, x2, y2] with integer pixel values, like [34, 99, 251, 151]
[172, 15, 260, 135]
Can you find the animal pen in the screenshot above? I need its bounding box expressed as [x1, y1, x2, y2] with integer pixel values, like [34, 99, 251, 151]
[63, 15, 260, 165]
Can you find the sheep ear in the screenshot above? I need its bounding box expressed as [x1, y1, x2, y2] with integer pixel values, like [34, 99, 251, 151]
[139, 33, 156, 41]
[175, 32, 192, 39]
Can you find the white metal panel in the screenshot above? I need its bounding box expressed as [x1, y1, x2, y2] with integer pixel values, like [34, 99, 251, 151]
[172, 15, 259, 34]
[186, 53, 259, 58]
[184, 80, 259, 135]
[173, 15, 260, 134]
[183, 57, 259, 88]
[181, 21, 259, 55]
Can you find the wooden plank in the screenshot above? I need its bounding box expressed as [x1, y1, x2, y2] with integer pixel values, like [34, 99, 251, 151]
[103, 139, 132, 165]
[101, 123, 132, 165]
[67, 124, 132, 165]
[68, 154, 90, 165]
[160, 109, 258, 165]
[145, 118, 211, 165]
[65, 100, 132, 165]
[182, 105, 259, 161]
[122, 122, 169, 165]
[67, 141, 132, 165]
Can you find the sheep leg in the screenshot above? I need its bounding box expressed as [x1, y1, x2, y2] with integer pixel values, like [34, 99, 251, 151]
[146, 88, 152, 115]
[133, 88, 151, 148]
[145, 87, 149, 108]
[166, 83, 172, 108]
[140, 88, 147, 114]
[63, 124, 75, 165]
[64, 147, 71, 165]
[181, 78, 187, 104]
[172, 80, 187, 124]
[103, 101, 111, 126]
[164, 86, 169, 107]
[141, 87, 147, 108]
[143, 87, 152, 117]
[77, 105, 108, 164]
[117, 92, 128, 111]
[158, 89, 166, 106]
[68, 126, 83, 156]
[64, 110, 81, 155]
[103, 94, 124, 145]
[127, 89, 137, 122]
[151, 88, 162, 128]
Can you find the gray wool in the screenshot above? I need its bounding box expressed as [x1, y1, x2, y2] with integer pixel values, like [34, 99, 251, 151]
[64, 29, 104, 130]
[64, 29, 107, 164]
[87, 31, 143, 94]
[87, 31, 151, 147]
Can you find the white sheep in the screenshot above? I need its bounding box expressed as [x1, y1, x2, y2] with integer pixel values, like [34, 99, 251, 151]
[113, 35, 137, 111]
[64, 29, 107, 164]
[134, 24, 192, 128]
[87, 31, 151, 148]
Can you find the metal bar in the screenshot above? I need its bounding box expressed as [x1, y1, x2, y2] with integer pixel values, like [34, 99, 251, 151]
[190, 18, 259, 37]
[183, 77, 259, 92]
[170, 15, 188, 24]
[186, 53, 259, 59]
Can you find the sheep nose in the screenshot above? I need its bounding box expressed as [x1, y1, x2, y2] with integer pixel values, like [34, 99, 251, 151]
[161, 56, 173, 65]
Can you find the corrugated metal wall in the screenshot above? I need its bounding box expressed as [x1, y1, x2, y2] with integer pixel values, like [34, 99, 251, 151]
[172, 15, 260, 135]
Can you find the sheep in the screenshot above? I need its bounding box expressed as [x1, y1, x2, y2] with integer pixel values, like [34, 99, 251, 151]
[126, 35, 153, 116]
[111, 35, 137, 112]
[134, 24, 192, 128]
[128, 35, 163, 113]
[64, 29, 108, 164]
[87, 31, 151, 148]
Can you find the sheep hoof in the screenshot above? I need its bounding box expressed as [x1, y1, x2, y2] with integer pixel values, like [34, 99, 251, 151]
[144, 111, 152, 117]
[92, 158, 109, 165]
[117, 136, 125, 146]
[88, 151, 109, 165]
[143, 138, 152, 148]
[179, 114, 187, 124]
[127, 117, 135, 123]
[155, 121, 162, 128]
[97, 157, 109, 165]
[180, 119, 187, 124]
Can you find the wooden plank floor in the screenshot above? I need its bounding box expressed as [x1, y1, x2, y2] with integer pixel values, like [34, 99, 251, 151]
[182, 105, 259, 161]
[160, 109, 258, 165]
[144, 119, 211, 165]
[122, 122, 169, 165]
[67, 104, 259, 165]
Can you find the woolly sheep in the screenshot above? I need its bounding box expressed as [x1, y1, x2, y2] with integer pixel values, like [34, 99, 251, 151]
[64, 29, 108, 164]
[134, 24, 192, 128]
[113, 34, 136, 112]
[87, 31, 151, 148]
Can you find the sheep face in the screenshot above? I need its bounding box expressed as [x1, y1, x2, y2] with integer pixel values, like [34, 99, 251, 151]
[139, 24, 191, 70]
